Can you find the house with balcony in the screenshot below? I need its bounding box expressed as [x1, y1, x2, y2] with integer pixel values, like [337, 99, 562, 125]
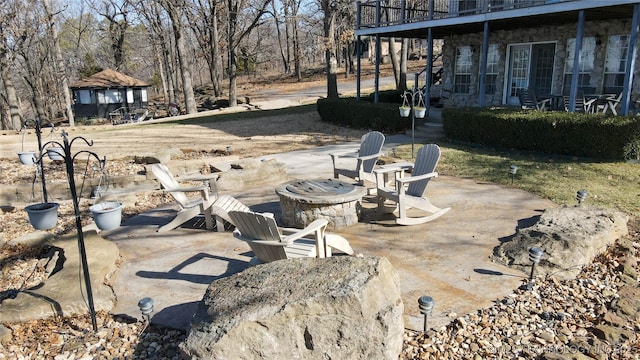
[355, 0, 640, 115]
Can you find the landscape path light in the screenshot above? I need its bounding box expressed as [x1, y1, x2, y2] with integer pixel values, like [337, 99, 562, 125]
[527, 247, 543, 290]
[138, 297, 154, 322]
[509, 165, 518, 185]
[576, 190, 588, 205]
[418, 295, 434, 332]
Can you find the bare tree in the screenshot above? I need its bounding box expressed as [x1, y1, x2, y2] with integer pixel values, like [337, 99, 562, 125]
[226, 0, 271, 107]
[42, 0, 75, 127]
[14, 1, 52, 123]
[134, 0, 177, 107]
[158, 0, 198, 114]
[91, 0, 131, 71]
[320, 0, 352, 98]
[0, 0, 26, 130]
[187, 0, 225, 97]
[270, 0, 289, 74]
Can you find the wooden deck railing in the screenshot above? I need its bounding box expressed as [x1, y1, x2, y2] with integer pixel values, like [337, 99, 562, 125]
[358, 0, 575, 28]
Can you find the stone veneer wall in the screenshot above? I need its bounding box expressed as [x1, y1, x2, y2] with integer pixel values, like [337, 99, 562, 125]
[441, 19, 640, 107]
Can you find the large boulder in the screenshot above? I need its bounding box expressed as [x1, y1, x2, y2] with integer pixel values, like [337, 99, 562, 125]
[181, 256, 404, 359]
[492, 205, 628, 280]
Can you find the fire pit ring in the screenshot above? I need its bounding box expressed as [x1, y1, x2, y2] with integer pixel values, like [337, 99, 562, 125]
[275, 178, 367, 230]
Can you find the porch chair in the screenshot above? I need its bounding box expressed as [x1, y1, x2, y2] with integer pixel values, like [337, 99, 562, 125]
[329, 131, 385, 187]
[229, 210, 354, 264]
[517, 88, 550, 111]
[563, 91, 596, 113]
[605, 93, 623, 115]
[375, 144, 451, 225]
[151, 163, 249, 233]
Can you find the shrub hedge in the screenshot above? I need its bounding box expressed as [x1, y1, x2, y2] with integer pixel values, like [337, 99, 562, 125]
[442, 108, 640, 159]
[316, 98, 411, 133]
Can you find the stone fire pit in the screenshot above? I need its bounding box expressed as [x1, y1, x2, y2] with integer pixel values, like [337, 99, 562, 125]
[276, 178, 367, 230]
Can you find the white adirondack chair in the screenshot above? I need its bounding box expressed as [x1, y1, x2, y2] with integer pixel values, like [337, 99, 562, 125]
[229, 210, 354, 264]
[330, 131, 385, 186]
[375, 144, 451, 225]
[151, 163, 249, 233]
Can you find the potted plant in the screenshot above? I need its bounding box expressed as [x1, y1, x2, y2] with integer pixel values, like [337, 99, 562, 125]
[89, 201, 123, 231]
[399, 92, 411, 117]
[399, 106, 411, 117]
[413, 92, 427, 118]
[24, 202, 59, 230]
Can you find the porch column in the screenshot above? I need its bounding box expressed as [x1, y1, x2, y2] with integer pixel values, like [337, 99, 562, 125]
[478, 21, 489, 107]
[622, 3, 639, 116]
[356, 1, 362, 101]
[374, 0, 381, 103]
[425, 27, 433, 117]
[568, 10, 585, 112]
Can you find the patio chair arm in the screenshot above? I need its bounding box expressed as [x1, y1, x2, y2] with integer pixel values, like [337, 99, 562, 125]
[233, 231, 287, 246]
[329, 149, 359, 160]
[281, 219, 328, 242]
[162, 184, 209, 193]
[396, 172, 438, 185]
[356, 152, 382, 161]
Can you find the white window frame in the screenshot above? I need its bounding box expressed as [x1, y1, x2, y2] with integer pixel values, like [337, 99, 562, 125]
[454, 46, 473, 93]
[482, 44, 499, 95]
[563, 37, 595, 92]
[604, 35, 629, 94]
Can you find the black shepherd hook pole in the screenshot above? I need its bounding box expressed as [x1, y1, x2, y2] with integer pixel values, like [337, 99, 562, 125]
[43, 130, 106, 332]
[26, 117, 55, 203]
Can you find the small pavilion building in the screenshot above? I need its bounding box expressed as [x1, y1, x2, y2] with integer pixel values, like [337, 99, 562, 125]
[70, 69, 150, 119]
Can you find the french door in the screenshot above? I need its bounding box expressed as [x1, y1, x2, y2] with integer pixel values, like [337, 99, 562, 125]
[506, 43, 556, 105]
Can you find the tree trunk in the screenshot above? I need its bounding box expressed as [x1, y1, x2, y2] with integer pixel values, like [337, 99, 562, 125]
[43, 0, 74, 127]
[399, 38, 408, 92]
[323, 0, 338, 99]
[210, 5, 223, 97]
[291, 0, 301, 80]
[1, 68, 22, 131]
[227, 0, 238, 107]
[271, 0, 289, 74]
[389, 37, 401, 88]
[0, 41, 22, 131]
[166, 5, 197, 114]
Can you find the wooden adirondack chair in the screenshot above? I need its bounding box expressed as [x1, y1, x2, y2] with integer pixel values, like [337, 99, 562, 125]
[151, 164, 249, 233]
[229, 210, 354, 264]
[329, 131, 385, 186]
[375, 144, 451, 225]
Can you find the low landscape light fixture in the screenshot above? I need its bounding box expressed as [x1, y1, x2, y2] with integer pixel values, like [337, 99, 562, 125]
[226, 146, 232, 155]
[138, 297, 154, 321]
[417, 295, 434, 332]
[527, 247, 543, 290]
[576, 190, 588, 205]
[509, 165, 518, 185]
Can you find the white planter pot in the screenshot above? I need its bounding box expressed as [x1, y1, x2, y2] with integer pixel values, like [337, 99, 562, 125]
[24, 202, 59, 230]
[399, 107, 411, 117]
[18, 151, 37, 165]
[414, 108, 426, 118]
[47, 147, 64, 161]
[89, 201, 123, 231]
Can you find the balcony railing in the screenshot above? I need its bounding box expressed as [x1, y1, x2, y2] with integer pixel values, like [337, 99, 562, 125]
[358, 0, 575, 28]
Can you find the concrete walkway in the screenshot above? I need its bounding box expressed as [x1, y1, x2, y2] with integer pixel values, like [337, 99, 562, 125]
[2, 113, 557, 333]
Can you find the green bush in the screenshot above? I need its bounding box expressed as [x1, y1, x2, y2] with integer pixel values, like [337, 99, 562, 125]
[317, 98, 411, 133]
[362, 89, 405, 104]
[442, 108, 640, 159]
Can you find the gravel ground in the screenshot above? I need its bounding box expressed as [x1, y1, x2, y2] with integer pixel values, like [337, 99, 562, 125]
[1, 114, 639, 359]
